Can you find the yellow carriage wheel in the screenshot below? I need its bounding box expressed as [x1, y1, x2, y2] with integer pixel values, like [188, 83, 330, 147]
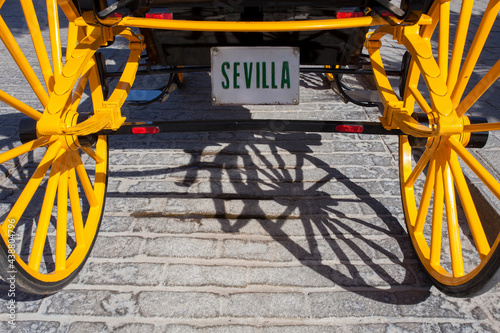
[0, 1, 109, 294]
[400, 0, 500, 296]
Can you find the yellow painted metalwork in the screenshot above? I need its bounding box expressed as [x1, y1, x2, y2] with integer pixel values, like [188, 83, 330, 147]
[457, 59, 500, 117]
[442, 148, 465, 278]
[56, 153, 69, 271]
[448, 137, 500, 200]
[28, 149, 64, 271]
[438, 0, 450, 81]
[57, 0, 80, 22]
[68, 165, 86, 249]
[447, 0, 473, 91]
[430, 151, 444, 269]
[75, 15, 388, 32]
[448, 150, 490, 258]
[0, 15, 49, 107]
[47, 0, 63, 79]
[451, 0, 500, 107]
[414, 155, 436, 234]
[20, 0, 54, 92]
[0, 136, 55, 165]
[0, 140, 61, 234]
[0, 89, 42, 120]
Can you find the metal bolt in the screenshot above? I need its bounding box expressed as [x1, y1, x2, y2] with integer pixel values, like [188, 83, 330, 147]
[294, 48, 299, 55]
[432, 123, 438, 130]
[293, 99, 298, 104]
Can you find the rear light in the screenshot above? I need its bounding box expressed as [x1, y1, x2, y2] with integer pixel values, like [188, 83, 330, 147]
[146, 13, 173, 20]
[108, 12, 123, 18]
[132, 127, 160, 134]
[336, 7, 364, 19]
[336, 125, 364, 133]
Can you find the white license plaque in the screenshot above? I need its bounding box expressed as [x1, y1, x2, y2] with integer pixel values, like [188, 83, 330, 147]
[211, 47, 300, 105]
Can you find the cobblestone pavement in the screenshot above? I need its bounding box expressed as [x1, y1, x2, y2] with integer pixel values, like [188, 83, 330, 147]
[0, 1, 500, 332]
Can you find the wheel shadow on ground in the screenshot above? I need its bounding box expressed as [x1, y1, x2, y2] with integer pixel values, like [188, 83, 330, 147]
[100, 70, 432, 304]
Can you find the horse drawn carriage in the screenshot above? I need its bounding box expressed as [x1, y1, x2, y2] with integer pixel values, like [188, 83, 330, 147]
[0, 0, 499, 297]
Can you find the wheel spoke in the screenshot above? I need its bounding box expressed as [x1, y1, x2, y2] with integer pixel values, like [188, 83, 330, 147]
[66, 22, 79, 60]
[442, 150, 465, 277]
[405, 147, 433, 188]
[0, 15, 49, 107]
[19, 0, 54, 92]
[447, 0, 474, 91]
[55, 153, 69, 271]
[47, 0, 63, 79]
[409, 85, 433, 114]
[463, 122, 500, 133]
[438, 0, 450, 80]
[71, 64, 92, 108]
[89, 58, 105, 110]
[81, 146, 104, 164]
[448, 137, 500, 200]
[430, 151, 445, 268]
[1, 141, 62, 233]
[68, 163, 85, 248]
[0, 136, 56, 165]
[448, 149, 490, 258]
[73, 153, 98, 207]
[457, 59, 500, 117]
[451, 0, 500, 107]
[0, 89, 43, 120]
[415, 155, 437, 233]
[28, 149, 65, 271]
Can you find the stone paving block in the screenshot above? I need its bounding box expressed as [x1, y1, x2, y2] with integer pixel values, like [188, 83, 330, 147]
[132, 217, 199, 234]
[67, 321, 109, 333]
[308, 291, 399, 318]
[248, 265, 336, 287]
[166, 264, 247, 287]
[99, 216, 136, 233]
[144, 236, 218, 258]
[91, 236, 144, 258]
[137, 291, 220, 318]
[438, 322, 498, 333]
[329, 263, 417, 288]
[162, 325, 259, 333]
[114, 322, 157, 332]
[395, 291, 484, 319]
[44, 290, 135, 316]
[76, 262, 166, 286]
[0, 321, 60, 333]
[261, 324, 388, 333]
[293, 236, 378, 263]
[222, 292, 308, 318]
[221, 238, 298, 262]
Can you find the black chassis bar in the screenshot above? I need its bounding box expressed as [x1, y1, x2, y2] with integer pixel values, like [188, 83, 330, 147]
[100, 119, 403, 136]
[106, 66, 402, 78]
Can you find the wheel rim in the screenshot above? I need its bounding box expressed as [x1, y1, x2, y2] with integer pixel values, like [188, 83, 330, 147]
[400, 0, 500, 288]
[0, 1, 108, 284]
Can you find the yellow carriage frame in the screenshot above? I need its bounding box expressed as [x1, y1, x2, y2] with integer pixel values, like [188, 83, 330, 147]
[0, 0, 499, 296]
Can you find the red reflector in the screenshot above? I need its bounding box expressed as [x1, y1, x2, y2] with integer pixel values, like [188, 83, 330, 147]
[336, 8, 364, 19]
[108, 12, 123, 18]
[146, 13, 173, 20]
[132, 127, 159, 134]
[380, 10, 395, 17]
[336, 125, 364, 133]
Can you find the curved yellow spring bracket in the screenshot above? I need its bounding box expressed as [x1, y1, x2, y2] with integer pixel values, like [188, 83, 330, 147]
[37, 23, 144, 137]
[366, 18, 462, 138]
